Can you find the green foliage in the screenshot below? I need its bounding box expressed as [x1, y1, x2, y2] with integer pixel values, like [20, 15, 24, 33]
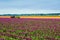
[55, 36, 60, 39]
[0, 36, 19, 40]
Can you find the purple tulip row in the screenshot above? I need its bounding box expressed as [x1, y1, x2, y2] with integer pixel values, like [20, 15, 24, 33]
[0, 18, 60, 40]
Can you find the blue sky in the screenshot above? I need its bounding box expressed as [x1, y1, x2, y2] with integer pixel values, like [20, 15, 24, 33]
[0, 0, 60, 14]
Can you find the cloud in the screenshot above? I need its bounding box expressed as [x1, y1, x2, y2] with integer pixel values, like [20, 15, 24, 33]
[0, 9, 60, 14]
[0, 0, 60, 14]
[0, 0, 60, 10]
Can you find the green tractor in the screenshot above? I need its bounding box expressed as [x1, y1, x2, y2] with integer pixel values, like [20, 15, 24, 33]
[11, 16, 20, 18]
[11, 16, 15, 18]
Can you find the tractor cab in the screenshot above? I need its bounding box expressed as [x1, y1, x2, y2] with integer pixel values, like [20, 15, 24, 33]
[11, 16, 15, 18]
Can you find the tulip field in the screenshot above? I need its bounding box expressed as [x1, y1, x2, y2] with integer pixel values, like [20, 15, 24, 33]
[0, 18, 60, 40]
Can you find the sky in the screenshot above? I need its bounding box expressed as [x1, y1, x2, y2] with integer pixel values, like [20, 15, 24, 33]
[0, 0, 60, 14]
